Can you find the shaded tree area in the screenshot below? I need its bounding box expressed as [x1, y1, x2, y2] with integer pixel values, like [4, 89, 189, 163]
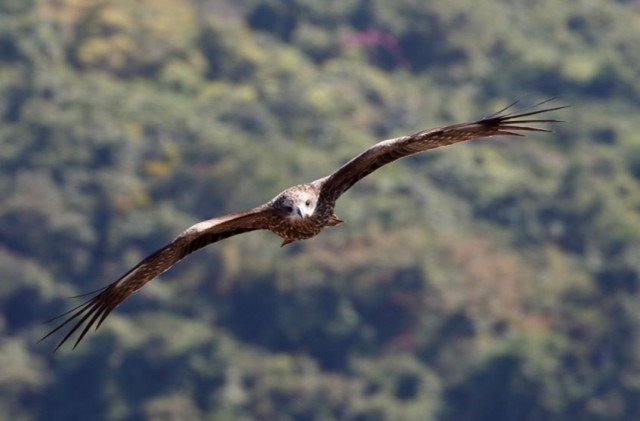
[1, 0, 640, 419]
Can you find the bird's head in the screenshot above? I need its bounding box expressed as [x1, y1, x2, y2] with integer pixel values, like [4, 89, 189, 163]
[273, 187, 317, 219]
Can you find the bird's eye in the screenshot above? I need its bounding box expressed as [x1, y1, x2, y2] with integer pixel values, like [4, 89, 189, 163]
[284, 205, 293, 213]
[305, 200, 311, 207]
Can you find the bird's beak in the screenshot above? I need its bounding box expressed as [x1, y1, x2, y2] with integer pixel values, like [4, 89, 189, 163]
[294, 206, 313, 218]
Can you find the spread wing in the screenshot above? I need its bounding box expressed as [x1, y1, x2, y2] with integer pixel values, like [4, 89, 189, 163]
[41, 205, 274, 350]
[317, 104, 567, 203]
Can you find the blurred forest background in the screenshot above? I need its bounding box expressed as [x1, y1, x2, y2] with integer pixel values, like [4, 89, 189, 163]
[1, 0, 640, 419]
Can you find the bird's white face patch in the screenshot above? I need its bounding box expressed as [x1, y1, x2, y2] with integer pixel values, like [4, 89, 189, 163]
[293, 193, 316, 219]
[273, 188, 317, 220]
[284, 194, 316, 219]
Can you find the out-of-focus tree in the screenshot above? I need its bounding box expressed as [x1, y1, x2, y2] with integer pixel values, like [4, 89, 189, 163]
[1, 0, 640, 419]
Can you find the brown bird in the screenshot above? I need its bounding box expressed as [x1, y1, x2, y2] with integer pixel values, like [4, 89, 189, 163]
[42, 102, 566, 350]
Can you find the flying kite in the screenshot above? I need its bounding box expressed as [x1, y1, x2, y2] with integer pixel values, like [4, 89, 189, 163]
[42, 102, 566, 350]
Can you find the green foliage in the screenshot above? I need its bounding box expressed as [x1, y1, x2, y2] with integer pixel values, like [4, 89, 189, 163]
[1, 0, 640, 419]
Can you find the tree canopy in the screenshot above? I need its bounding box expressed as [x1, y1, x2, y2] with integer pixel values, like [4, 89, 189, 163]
[1, 0, 640, 419]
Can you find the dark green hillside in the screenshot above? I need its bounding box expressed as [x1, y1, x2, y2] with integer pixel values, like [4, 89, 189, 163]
[1, 0, 639, 419]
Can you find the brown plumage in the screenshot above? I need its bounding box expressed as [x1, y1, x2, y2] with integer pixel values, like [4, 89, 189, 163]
[41, 102, 566, 350]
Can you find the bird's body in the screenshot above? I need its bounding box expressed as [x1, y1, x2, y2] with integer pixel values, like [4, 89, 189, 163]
[42, 102, 567, 350]
[268, 182, 343, 245]
[269, 183, 328, 243]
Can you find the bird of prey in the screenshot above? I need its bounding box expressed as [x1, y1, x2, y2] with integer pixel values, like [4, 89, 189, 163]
[42, 102, 565, 350]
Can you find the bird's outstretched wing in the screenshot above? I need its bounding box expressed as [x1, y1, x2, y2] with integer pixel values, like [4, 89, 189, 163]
[317, 103, 567, 203]
[41, 206, 274, 350]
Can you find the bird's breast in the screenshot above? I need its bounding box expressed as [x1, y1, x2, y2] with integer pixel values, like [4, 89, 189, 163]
[270, 217, 322, 240]
[270, 207, 339, 241]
